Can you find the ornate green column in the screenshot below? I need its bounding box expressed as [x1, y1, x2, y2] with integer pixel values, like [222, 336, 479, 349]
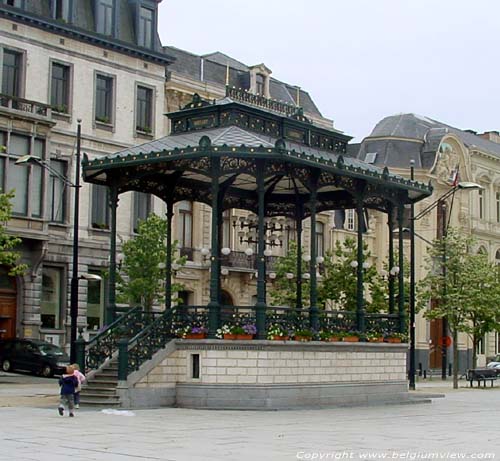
[295, 205, 303, 312]
[356, 201, 366, 333]
[397, 202, 406, 333]
[165, 201, 174, 310]
[107, 183, 119, 325]
[255, 160, 267, 339]
[208, 156, 221, 338]
[308, 180, 319, 331]
[388, 204, 395, 314]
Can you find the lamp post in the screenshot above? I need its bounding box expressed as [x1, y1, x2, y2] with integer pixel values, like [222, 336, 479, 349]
[410, 178, 482, 382]
[16, 120, 82, 363]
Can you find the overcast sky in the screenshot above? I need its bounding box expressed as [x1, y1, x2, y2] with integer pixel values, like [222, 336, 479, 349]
[158, 1, 500, 142]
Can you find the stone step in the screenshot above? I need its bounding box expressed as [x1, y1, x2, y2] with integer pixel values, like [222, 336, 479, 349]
[81, 392, 120, 400]
[81, 388, 117, 395]
[88, 378, 118, 385]
[79, 398, 121, 406]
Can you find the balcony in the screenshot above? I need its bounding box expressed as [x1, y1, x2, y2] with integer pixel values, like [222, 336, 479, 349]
[0, 93, 54, 124]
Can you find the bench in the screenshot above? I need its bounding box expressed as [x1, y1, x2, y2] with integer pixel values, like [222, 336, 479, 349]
[467, 368, 498, 388]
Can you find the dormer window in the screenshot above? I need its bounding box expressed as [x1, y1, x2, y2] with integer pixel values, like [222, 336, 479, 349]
[96, 0, 114, 36]
[256, 74, 265, 96]
[138, 6, 154, 48]
[52, 0, 70, 21]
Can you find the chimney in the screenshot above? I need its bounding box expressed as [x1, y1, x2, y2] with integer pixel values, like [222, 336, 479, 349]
[478, 131, 500, 144]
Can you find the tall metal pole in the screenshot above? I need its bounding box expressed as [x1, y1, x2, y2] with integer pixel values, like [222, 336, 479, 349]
[409, 161, 416, 390]
[165, 201, 174, 310]
[397, 203, 406, 333]
[440, 200, 448, 380]
[388, 205, 395, 314]
[255, 160, 267, 339]
[295, 205, 303, 312]
[356, 201, 365, 333]
[69, 120, 81, 363]
[309, 178, 319, 331]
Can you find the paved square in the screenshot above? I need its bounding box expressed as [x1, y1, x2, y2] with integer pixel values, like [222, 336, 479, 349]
[0, 378, 499, 461]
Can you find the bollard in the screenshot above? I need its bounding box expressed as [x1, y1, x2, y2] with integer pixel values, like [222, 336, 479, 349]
[448, 363, 452, 377]
[418, 362, 422, 377]
[423, 369, 427, 379]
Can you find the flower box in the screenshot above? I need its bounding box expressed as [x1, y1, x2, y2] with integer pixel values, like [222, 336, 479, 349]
[386, 337, 402, 343]
[343, 336, 360, 343]
[223, 333, 236, 340]
[368, 337, 384, 343]
[185, 333, 206, 340]
[271, 335, 289, 341]
[327, 336, 341, 342]
[235, 334, 253, 340]
[294, 335, 312, 342]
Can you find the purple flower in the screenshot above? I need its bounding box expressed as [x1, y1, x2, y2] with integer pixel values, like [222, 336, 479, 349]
[191, 326, 207, 334]
[243, 324, 257, 335]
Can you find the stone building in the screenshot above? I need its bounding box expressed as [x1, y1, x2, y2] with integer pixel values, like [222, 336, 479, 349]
[0, 0, 172, 345]
[355, 113, 500, 371]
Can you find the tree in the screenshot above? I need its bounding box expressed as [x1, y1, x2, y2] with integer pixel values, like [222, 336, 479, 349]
[0, 190, 27, 275]
[269, 241, 310, 308]
[116, 214, 185, 311]
[419, 228, 500, 388]
[319, 237, 381, 312]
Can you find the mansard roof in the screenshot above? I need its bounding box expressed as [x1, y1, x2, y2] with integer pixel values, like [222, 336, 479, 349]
[356, 113, 500, 170]
[0, 1, 174, 65]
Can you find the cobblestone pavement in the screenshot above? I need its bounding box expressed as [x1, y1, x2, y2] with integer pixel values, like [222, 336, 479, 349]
[0, 372, 499, 461]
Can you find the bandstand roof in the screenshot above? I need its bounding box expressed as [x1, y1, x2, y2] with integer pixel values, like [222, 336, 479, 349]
[83, 91, 432, 217]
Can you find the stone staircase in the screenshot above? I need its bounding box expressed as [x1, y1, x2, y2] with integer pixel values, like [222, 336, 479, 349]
[80, 360, 121, 407]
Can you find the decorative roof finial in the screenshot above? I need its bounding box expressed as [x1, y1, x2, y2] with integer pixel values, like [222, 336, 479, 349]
[225, 62, 230, 86]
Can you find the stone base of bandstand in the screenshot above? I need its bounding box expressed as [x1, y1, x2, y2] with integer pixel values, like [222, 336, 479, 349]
[116, 340, 411, 410]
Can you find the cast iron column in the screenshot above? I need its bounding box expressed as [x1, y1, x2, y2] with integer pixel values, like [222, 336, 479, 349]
[388, 204, 395, 314]
[309, 184, 319, 331]
[356, 201, 365, 333]
[208, 156, 221, 338]
[69, 120, 81, 363]
[440, 200, 448, 380]
[295, 205, 303, 311]
[107, 183, 119, 325]
[397, 203, 406, 333]
[165, 201, 174, 310]
[255, 160, 267, 339]
[409, 161, 416, 390]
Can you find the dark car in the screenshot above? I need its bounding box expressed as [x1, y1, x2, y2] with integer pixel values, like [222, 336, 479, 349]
[0, 339, 70, 377]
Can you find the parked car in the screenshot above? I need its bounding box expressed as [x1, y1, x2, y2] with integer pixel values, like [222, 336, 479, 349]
[0, 339, 70, 377]
[486, 354, 500, 369]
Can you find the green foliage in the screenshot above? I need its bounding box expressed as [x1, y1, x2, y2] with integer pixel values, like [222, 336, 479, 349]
[268, 241, 310, 308]
[319, 237, 383, 312]
[116, 214, 185, 311]
[419, 227, 500, 374]
[0, 190, 27, 276]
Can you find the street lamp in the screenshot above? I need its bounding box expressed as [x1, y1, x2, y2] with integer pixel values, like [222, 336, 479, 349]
[409, 169, 482, 384]
[16, 120, 82, 363]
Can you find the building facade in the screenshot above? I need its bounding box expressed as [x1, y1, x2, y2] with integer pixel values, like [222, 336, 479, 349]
[0, 0, 172, 346]
[356, 114, 500, 370]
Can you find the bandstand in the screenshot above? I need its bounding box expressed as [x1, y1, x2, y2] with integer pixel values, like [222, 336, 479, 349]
[79, 90, 432, 409]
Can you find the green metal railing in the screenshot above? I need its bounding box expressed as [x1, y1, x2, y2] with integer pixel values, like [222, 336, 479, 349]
[82, 307, 153, 372]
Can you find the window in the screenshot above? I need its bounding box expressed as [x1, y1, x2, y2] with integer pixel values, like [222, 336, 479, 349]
[283, 226, 296, 253]
[41, 267, 63, 329]
[256, 74, 265, 96]
[496, 192, 500, 223]
[91, 184, 110, 229]
[52, 0, 70, 20]
[48, 159, 67, 223]
[50, 62, 70, 113]
[2, 49, 22, 97]
[346, 209, 356, 231]
[316, 221, 324, 257]
[2, 0, 22, 7]
[138, 6, 154, 48]
[136, 85, 153, 133]
[95, 74, 113, 124]
[1, 133, 43, 218]
[177, 201, 192, 248]
[479, 189, 484, 220]
[133, 192, 151, 232]
[86, 269, 106, 330]
[96, 0, 113, 36]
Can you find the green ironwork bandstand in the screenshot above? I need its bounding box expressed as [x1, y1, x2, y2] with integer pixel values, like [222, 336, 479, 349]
[81, 90, 431, 379]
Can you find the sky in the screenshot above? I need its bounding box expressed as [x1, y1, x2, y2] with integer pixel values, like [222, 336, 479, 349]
[158, 1, 500, 142]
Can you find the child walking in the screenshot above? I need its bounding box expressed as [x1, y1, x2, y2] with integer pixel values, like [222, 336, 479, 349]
[71, 363, 86, 409]
[58, 365, 78, 417]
